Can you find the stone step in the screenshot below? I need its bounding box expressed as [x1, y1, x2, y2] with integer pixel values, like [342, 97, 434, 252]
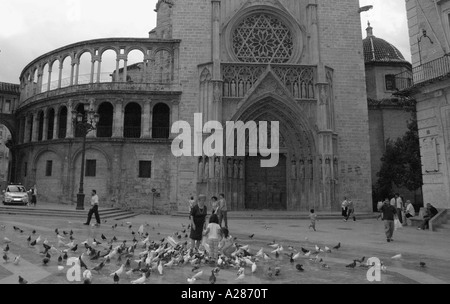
[0, 206, 136, 220]
[171, 211, 378, 220]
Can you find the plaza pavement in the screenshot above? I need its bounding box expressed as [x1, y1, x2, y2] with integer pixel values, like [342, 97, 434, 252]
[0, 209, 449, 284]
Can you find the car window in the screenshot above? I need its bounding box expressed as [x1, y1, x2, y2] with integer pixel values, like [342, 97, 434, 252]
[7, 186, 26, 193]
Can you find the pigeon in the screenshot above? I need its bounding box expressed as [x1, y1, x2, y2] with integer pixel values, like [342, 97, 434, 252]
[192, 271, 203, 280]
[70, 244, 78, 252]
[269, 243, 279, 248]
[293, 252, 301, 260]
[13, 255, 21, 265]
[83, 270, 92, 281]
[110, 264, 124, 277]
[333, 243, 341, 250]
[301, 247, 309, 254]
[18, 276, 28, 284]
[92, 261, 105, 274]
[391, 254, 402, 260]
[187, 277, 197, 284]
[274, 267, 281, 276]
[356, 257, 366, 264]
[79, 256, 88, 270]
[236, 272, 245, 280]
[249, 234, 255, 239]
[324, 246, 332, 253]
[43, 257, 50, 266]
[131, 274, 146, 284]
[3, 237, 11, 244]
[420, 262, 426, 268]
[58, 266, 65, 272]
[252, 263, 257, 273]
[113, 273, 120, 284]
[296, 264, 304, 272]
[209, 270, 216, 284]
[346, 261, 357, 268]
[158, 261, 163, 275]
[101, 234, 107, 241]
[3, 244, 9, 253]
[3, 253, 9, 263]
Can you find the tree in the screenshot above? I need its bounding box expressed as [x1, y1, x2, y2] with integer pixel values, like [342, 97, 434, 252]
[373, 115, 423, 202]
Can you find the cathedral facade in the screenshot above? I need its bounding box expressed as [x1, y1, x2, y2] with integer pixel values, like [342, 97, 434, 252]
[6, 0, 372, 213]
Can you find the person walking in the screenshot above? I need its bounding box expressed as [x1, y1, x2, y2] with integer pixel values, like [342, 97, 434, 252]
[218, 194, 228, 229]
[379, 200, 397, 242]
[341, 197, 349, 221]
[28, 185, 37, 207]
[190, 195, 208, 253]
[83, 190, 101, 227]
[390, 193, 404, 224]
[346, 200, 356, 221]
[404, 200, 415, 225]
[308, 209, 317, 231]
[211, 196, 220, 216]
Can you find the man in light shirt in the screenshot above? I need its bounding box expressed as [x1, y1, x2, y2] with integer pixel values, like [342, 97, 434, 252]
[218, 194, 228, 229]
[404, 200, 415, 225]
[84, 190, 101, 226]
[390, 193, 404, 224]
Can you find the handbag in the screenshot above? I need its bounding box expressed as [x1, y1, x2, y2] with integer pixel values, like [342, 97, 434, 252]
[394, 217, 402, 230]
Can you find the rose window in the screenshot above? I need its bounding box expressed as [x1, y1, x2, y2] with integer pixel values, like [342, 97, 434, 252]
[232, 14, 293, 63]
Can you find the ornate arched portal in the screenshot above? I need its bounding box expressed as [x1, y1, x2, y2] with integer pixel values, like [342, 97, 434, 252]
[224, 95, 318, 211]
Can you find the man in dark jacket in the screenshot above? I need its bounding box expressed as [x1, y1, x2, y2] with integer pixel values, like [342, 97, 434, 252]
[418, 204, 439, 230]
[379, 200, 397, 242]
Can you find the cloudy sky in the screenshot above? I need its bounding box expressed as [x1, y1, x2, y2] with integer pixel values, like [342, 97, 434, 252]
[0, 0, 410, 84]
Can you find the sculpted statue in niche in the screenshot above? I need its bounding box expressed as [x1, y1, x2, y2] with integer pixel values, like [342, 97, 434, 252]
[325, 158, 331, 182]
[239, 160, 244, 179]
[215, 157, 221, 178]
[308, 158, 314, 180]
[299, 159, 305, 179]
[234, 160, 239, 179]
[198, 157, 204, 182]
[228, 159, 233, 178]
[333, 157, 339, 181]
[204, 157, 209, 179]
[319, 158, 323, 180]
[291, 159, 297, 180]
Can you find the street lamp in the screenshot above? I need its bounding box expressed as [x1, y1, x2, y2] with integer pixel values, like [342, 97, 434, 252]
[418, 29, 434, 66]
[72, 103, 100, 210]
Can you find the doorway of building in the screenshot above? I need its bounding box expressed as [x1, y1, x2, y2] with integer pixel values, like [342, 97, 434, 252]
[245, 154, 287, 210]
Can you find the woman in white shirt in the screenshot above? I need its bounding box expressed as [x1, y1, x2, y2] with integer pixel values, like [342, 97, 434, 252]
[405, 200, 415, 219]
[203, 214, 222, 264]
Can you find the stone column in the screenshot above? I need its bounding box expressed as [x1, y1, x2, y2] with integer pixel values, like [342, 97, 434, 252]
[66, 99, 74, 139]
[37, 66, 44, 94]
[53, 111, 58, 140]
[112, 99, 124, 138]
[47, 66, 52, 92]
[142, 99, 152, 138]
[87, 98, 96, 138]
[23, 116, 30, 144]
[123, 59, 128, 82]
[97, 59, 102, 83]
[90, 60, 95, 84]
[32, 113, 39, 142]
[115, 59, 120, 82]
[170, 99, 180, 139]
[58, 59, 63, 89]
[307, 0, 320, 65]
[75, 62, 80, 85]
[42, 110, 49, 141]
[70, 58, 77, 86]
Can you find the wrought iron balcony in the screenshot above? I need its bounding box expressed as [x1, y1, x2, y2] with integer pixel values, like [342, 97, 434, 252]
[395, 54, 450, 91]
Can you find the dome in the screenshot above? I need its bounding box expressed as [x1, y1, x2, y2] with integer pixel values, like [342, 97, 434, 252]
[363, 22, 408, 64]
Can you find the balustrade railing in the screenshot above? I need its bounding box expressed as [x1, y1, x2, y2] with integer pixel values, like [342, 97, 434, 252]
[395, 54, 450, 91]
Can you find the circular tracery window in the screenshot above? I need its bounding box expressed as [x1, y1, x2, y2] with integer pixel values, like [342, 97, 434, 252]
[232, 13, 294, 64]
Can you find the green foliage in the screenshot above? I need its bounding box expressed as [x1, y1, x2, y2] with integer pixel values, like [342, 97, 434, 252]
[373, 116, 423, 201]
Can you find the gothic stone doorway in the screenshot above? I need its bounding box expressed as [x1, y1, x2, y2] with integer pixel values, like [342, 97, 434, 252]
[245, 154, 287, 210]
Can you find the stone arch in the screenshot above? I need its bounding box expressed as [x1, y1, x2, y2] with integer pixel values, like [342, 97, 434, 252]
[123, 102, 142, 138]
[152, 103, 170, 139]
[96, 102, 114, 138]
[32, 148, 64, 203]
[70, 145, 112, 202]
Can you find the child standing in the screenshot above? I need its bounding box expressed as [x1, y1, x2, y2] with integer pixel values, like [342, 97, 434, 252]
[309, 209, 317, 231]
[204, 214, 222, 264]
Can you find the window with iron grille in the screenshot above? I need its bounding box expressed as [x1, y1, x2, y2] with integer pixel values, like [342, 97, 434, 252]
[385, 74, 396, 91]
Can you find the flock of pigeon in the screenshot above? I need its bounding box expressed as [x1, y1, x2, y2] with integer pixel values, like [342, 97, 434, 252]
[0, 221, 424, 284]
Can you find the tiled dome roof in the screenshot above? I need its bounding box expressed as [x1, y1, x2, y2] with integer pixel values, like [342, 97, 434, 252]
[363, 22, 408, 64]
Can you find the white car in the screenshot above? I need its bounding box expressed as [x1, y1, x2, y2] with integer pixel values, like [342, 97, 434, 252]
[2, 185, 29, 206]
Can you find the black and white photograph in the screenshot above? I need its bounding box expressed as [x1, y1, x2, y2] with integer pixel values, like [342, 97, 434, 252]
[0, 0, 449, 291]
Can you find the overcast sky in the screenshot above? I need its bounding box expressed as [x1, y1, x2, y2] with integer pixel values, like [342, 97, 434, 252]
[0, 0, 410, 84]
